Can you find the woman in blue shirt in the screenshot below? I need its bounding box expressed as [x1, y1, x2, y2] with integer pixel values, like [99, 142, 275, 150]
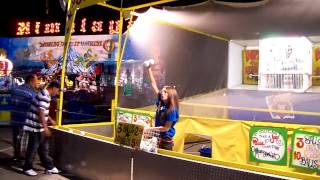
[146, 61, 179, 150]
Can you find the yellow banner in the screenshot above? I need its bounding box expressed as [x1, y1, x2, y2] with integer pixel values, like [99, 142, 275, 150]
[243, 50, 259, 85]
[312, 47, 320, 86]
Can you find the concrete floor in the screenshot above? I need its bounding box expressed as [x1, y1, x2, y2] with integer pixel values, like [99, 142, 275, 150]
[0, 126, 80, 180]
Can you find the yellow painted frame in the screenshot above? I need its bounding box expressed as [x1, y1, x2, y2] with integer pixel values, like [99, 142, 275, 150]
[57, 0, 178, 126]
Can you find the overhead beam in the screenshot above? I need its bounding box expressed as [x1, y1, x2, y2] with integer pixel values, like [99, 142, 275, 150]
[97, 2, 121, 11]
[69, 0, 107, 10]
[130, 11, 228, 42]
[124, 0, 177, 11]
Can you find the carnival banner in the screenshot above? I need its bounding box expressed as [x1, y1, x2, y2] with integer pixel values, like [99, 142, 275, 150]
[249, 127, 288, 165]
[0, 35, 118, 75]
[243, 49, 259, 85]
[312, 47, 320, 86]
[28, 35, 117, 74]
[290, 130, 320, 171]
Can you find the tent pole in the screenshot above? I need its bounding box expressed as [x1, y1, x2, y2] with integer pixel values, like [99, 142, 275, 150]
[112, 10, 124, 135]
[57, 9, 77, 127]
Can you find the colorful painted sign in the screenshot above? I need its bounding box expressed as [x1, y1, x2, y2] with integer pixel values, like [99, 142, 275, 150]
[114, 122, 144, 149]
[116, 108, 152, 127]
[290, 130, 320, 171]
[312, 47, 320, 86]
[132, 113, 152, 127]
[28, 35, 116, 63]
[243, 50, 259, 85]
[0, 35, 119, 76]
[250, 127, 288, 165]
[117, 110, 133, 124]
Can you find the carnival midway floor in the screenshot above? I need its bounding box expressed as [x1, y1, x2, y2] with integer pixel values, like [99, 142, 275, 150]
[0, 126, 81, 180]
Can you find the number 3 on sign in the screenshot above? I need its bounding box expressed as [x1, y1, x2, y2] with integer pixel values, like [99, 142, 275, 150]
[296, 138, 304, 148]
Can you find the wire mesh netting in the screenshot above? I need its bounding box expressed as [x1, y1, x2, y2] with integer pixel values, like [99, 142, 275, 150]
[140, 128, 160, 153]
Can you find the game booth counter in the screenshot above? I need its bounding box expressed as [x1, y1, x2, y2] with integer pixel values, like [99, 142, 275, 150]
[3, 0, 320, 179]
[52, 0, 319, 179]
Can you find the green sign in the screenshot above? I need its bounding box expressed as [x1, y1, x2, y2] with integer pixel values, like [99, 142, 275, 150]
[116, 108, 153, 127]
[123, 83, 132, 96]
[290, 130, 320, 171]
[117, 110, 133, 123]
[249, 127, 288, 165]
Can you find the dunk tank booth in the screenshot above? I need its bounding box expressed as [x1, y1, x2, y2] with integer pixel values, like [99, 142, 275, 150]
[51, 1, 319, 180]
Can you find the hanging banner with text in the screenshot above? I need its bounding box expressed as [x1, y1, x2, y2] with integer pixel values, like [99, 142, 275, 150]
[0, 35, 118, 76]
[250, 127, 288, 165]
[116, 108, 153, 128]
[259, 37, 312, 92]
[290, 130, 320, 171]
